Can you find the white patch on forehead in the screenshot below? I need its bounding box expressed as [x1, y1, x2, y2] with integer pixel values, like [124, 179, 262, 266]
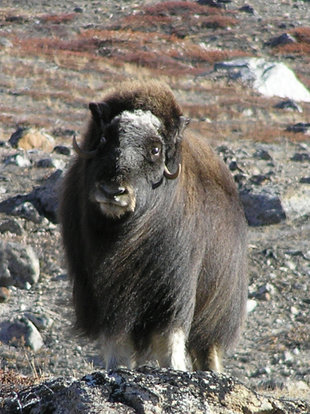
[118, 109, 161, 136]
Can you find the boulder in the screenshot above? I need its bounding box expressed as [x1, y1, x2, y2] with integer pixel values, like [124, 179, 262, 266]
[0, 170, 63, 223]
[0, 317, 44, 352]
[9, 127, 55, 152]
[1, 368, 309, 413]
[0, 241, 40, 288]
[240, 187, 286, 226]
[214, 58, 310, 102]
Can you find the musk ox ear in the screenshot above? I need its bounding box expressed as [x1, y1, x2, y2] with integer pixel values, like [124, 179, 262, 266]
[89, 102, 110, 124]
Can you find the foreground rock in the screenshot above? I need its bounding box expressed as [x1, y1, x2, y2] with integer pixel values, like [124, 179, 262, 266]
[1, 368, 309, 414]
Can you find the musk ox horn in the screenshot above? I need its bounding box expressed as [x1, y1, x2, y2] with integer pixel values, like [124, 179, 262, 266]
[164, 163, 181, 180]
[73, 135, 98, 159]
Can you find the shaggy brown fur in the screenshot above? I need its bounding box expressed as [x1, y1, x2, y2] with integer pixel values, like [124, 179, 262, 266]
[59, 80, 248, 371]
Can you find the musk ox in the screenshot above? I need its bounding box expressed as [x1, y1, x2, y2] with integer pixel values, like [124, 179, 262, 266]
[59, 80, 248, 372]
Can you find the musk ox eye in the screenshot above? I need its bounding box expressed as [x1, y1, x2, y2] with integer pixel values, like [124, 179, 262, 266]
[149, 145, 162, 161]
[151, 147, 160, 156]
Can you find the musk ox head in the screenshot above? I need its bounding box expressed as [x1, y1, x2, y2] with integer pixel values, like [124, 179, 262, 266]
[73, 81, 189, 219]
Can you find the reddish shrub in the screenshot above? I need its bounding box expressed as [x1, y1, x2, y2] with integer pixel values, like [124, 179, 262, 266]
[200, 15, 238, 29]
[291, 27, 310, 44]
[142, 1, 221, 16]
[39, 13, 77, 24]
[273, 42, 310, 56]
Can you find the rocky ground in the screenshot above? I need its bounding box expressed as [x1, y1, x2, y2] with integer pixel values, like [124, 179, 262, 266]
[0, 0, 309, 406]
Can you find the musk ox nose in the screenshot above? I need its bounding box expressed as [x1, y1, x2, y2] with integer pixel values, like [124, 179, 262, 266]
[99, 183, 128, 198]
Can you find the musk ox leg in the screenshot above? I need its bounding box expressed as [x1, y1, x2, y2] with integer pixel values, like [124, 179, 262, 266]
[191, 344, 223, 373]
[207, 344, 223, 372]
[150, 328, 188, 371]
[100, 335, 136, 371]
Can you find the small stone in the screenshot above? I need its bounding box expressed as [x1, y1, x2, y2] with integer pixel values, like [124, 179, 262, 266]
[290, 152, 310, 162]
[253, 148, 272, 160]
[53, 145, 71, 156]
[25, 312, 54, 330]
[254, 283, 275, 300]
[283, 351, 294, 363]
[0, 287, 10, 303]
[251, 366, 271, 378]
[0, 218, 24, 235]
[0, 37, 13, 48]
[285, 260, 296, 270]
[267, 33, 296, 48]
[287, 123, 310, 134]
[250, 174, 270, 185]
[229, 160, 239, 171]
[247, 299, 257, 313]
[300, 177, 310, 184]
[290, 306, 299, 315]
[12, 201, 42, 224]
[274, 99, 302, 112]
[36, 157, 55, 168]
[5, 153, 31, 167]
[239, 5, 255, 15]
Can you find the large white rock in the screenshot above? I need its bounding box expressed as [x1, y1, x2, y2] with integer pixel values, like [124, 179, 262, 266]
[215, 58, 310, 102]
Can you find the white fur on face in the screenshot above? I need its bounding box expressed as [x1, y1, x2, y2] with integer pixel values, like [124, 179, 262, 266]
[118, 109, 162, 137]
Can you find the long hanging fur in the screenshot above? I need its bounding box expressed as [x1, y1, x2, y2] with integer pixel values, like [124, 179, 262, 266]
[59, 80, 248, 371]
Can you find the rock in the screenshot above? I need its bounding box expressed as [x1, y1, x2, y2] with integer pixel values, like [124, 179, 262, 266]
[4, 153, 31, 167]
[12, 201, 43, 223]
[300, 177, 310, 184]
[253, 148, 273, 161]
[251, 283, 275, 301]
[1, 368, 309, 414]
[35, 157, 66, 169]
[246, 299, 257, 313]
[239, 5, 255, 15]
[286, 123, 310, 134]
[0, 317, 43, 352]
[240, 187, 286, 226]
[53, 145, 71, 156]
[24, 312, 54, 330]
[0, 218, 24, 235]
[282, 186, 310, 220]
[0, 170, 62, 223]
[0, 287, 10, 303]
[9, 127, 55, 152]
[214, 58, 310, 102]
[0, 241, 40, 289]
[291, 152, 310, 162]
[0, 37, 13, 49]
[274, 99, 302, 112]
[29, 169, 63, 223]
[266, 33, 297, 48]
[197, 0, 225, 7]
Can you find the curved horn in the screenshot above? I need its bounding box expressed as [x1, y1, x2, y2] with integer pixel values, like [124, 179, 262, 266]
[73, 135, 98, 159]
[164, 163, 181, 180]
